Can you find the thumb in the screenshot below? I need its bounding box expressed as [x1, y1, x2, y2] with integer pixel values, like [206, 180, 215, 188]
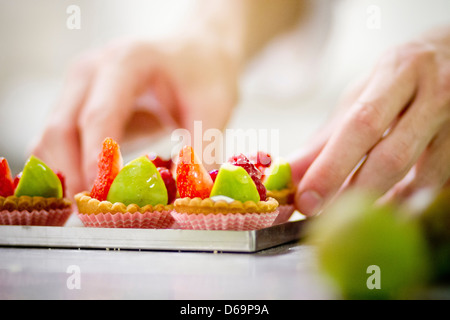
[288, 143, 325, 186]
[287, 122, 333, 216]
[288, 120, 333, 186]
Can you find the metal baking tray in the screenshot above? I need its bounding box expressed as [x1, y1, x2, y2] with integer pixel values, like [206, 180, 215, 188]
[0, 215, 307, 253]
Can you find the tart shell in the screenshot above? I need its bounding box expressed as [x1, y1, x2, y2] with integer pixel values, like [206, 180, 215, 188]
[173, 197, 278, 214]
[266, 183, 296, 205]
[171, 197, 279, 230]
[0, 195, 73, 226]
[75, 192, 175, 229]
[266, 183, 297, 224]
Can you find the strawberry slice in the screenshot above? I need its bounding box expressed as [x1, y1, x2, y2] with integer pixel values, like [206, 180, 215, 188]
[0, 157, 15, 197]
[90, 137, 123, 201]
[176, 146, 213, 199]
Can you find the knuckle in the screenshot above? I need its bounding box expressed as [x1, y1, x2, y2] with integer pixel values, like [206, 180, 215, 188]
[351, 102, 385, 138]
[380, 42, 436, 70]
[375, 145, 411, 176]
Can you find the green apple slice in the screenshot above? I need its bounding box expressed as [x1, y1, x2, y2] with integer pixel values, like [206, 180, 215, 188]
[263, 158, 292, 191]
[210, 163, 260, 203]
[14, 155, 63, 198]
[107, 156, 168, 207]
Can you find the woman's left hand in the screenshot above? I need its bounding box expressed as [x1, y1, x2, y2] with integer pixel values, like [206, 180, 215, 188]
[291, 26, 450, 216]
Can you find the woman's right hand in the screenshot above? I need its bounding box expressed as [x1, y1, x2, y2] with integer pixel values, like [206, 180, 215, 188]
[30, 34, 240, 198]
[30, 0, 306, 198]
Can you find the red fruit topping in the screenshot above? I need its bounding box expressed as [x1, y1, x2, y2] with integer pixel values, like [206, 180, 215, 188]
[55, 171, 67, 198]
[209, 169, 219, 182]
[176, 146, 213, 199]
[228, 153, 266, 201]
[157, 167, 177, 203]
[228, 154, 262, 179]
[13, 172, 22, 189]
[249, 151, 272, 177]
[147, 152, 173, 170]
[0, 157, 15, 197]
[253, 179, 267, 202]
[90, 137, 123, 201]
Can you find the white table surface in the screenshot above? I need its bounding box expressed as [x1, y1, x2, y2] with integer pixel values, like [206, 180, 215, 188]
[0, 241, 337, 300]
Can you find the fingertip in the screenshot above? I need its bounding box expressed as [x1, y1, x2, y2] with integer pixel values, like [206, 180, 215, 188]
[295, 189, 323, 217]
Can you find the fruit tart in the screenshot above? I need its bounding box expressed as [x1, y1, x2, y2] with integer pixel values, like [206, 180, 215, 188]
[259, 156, 297, 224]
[75, 137, 176, 228]
[0, 156, 72, 226]
[171, 146, 279, 230]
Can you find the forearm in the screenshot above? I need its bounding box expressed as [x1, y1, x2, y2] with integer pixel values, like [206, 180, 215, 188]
[186, 0, 308, 70]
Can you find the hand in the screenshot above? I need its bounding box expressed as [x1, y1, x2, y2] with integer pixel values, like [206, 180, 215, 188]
[291, 26, 450, 216]
[30, 0, 306, 199]
[30, 35, 240, 198]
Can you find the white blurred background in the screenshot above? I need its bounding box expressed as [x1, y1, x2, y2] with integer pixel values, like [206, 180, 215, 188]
[1, 0, 450, 173]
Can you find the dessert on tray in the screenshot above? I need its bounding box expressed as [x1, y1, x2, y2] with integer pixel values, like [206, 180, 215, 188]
[0, 156, 72, 226]
[254, 154, 297, 224]
[75, 137, 176, 228]
[171, 146, 279, 230]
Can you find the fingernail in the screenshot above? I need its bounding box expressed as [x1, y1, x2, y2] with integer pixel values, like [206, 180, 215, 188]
[296, 190, 323, 216]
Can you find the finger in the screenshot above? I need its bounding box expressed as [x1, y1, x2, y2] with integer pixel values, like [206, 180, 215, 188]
[380, 122, 450, 201]
[290, 73, 372, 185]
[30, 51, 100, 197]
[349, 57, 446, 199]
[295, 63, 418, 216]
[289, 142, 326, 186]
[350, 99, 441, 197]
[78, 47, 154, 186]
[288, 119, 336, 186]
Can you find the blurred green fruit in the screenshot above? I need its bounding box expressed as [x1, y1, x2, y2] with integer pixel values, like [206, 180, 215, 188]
[307, 191, 431, 299]
[416, 188, 450, 282]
